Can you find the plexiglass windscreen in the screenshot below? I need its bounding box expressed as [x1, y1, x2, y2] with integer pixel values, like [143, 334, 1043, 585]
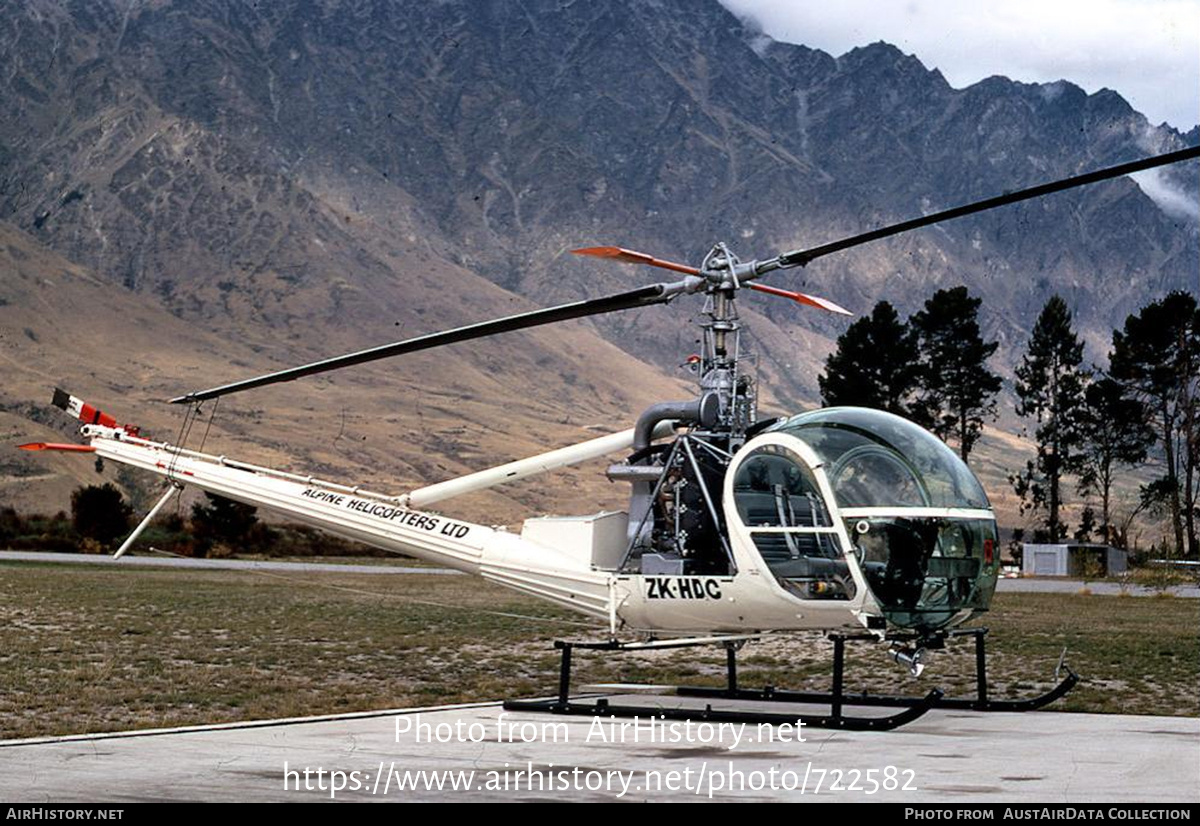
[755, 408, 999, 630]
[768, 407, 990, 510]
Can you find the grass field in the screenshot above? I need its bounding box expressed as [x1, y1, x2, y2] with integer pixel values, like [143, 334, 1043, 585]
[0, 561, 1196, 740]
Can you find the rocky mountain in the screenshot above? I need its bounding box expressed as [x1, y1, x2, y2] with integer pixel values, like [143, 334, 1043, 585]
[0, 0, 1196, 523]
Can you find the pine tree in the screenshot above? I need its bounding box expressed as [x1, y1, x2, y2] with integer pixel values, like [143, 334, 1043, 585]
[818, 300, 920, 415]
[191, 493, 259, 551]
[910, 286, 1002, 460]
[1109, 291, 1200, 556]
[1077, 377, 1154, 545]
[1012, 295, 1090, 543]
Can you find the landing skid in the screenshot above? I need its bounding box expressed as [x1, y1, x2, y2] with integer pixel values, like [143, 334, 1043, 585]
[677, 628, 1078, 713]
[503, 635, 944, 731]
[504, 628, 1077, 730]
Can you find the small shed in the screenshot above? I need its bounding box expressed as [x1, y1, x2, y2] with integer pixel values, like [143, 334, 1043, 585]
[1022, 543, 1128, 577]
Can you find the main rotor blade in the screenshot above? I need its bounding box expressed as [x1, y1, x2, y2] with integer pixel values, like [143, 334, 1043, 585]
[171, 283, 676, 403]
[771, 145, 1200, 269]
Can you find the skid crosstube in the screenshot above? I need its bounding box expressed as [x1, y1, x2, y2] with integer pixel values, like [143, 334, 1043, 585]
[676, 627, 1078, 713]
[503, 636, 944, 731]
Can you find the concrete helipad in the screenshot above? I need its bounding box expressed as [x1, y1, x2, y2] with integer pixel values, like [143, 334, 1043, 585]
[0, 697, 1196, 802]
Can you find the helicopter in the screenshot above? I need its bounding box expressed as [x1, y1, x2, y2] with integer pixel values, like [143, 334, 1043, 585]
[24, 144, 1200, 730]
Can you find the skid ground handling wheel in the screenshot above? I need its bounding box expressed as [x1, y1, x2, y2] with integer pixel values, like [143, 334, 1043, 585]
[503, 628, 1079, 731]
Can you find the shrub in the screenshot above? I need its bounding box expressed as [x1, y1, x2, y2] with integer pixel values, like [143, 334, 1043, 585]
[70, 484, 133, 549]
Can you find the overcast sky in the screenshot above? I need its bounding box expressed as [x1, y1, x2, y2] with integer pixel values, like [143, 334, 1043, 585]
[720, 0, 1200, 132]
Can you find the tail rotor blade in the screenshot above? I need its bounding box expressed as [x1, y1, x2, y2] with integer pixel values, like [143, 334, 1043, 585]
[18, 442, 97, 453]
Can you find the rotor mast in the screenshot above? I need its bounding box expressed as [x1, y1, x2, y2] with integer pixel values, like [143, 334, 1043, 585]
[696, 243, 756, 444]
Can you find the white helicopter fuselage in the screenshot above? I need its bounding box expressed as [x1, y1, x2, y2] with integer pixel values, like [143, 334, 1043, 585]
[79, 413, 994, 638]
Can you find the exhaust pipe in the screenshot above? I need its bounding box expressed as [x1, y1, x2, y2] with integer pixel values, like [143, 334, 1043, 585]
[632, 392, 720, 451]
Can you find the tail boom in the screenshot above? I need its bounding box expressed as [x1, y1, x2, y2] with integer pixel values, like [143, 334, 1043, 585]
[78, 424, 611, 619]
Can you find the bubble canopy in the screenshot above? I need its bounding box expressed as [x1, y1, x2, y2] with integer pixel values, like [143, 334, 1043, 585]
[766, 407, 991, 511]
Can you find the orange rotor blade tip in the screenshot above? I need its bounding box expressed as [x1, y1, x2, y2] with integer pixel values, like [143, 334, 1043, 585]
[571, 246, 623, 258]
[18, 442, 97, 452]
[749, 283, 853, 316]
[797, 293, 854, 316]
[815, 297, 854, 316]
[572, 246, 701, 275]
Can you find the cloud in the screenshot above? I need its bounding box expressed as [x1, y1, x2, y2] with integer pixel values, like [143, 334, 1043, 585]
[720, 0, 1200, 131]
[1131, 169, 1200, 222]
